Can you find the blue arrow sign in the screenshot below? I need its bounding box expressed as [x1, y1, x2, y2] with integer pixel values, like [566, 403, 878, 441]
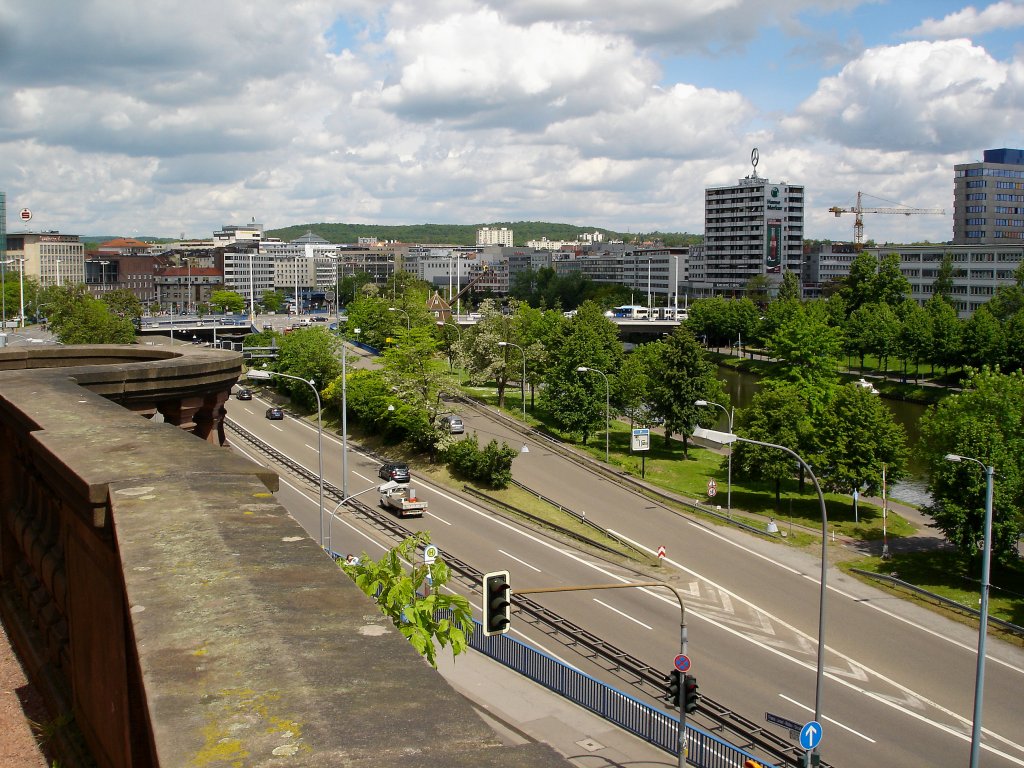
[800, 721, 822, 750]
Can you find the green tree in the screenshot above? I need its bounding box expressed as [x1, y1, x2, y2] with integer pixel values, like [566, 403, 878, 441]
[45, 285, 136, 344]
[100, 288, 143, 321]
[731, 384, 812, 504]
[842, 251, 879, 313]
[380, 325, 457, 449]
[874, 252, 912, 307]
[649, 325, 725, 457]
[864, 302, 901, 374]
[776, 270, 801, 302]
[614, 341, 663, 430]
[960, 305, 1005, 370]
[342, 533, 473, 668]
[814, 384, 908, 504]
[272, 328, 342, 410]
[764, 300, 841, 402]
[463, 298, 521, 409]
[344, 295, 400, 350]
[210, 289, 246, 314]
[261, 290, 285, 313]
[925, 296, 962, 375]
[918, 367, 1024, 566]
[896, 299, 932, 382]
[932, 254, 955, 305]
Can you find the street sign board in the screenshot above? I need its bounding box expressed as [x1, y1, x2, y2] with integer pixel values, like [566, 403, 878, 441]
[20, 208, 31, 222]
[423, 544, 438, 564]
[656, 545, 666, 559]
[707, 479, 718, 497]
[799, 721, 823, 751]
[766, 712, 802, 734]
[674, 654, 691, 672]
[631, 428, 650, 452]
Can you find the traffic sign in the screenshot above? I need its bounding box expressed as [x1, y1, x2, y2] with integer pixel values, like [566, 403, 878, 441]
[19, 208, 31, 222]
[656, 545, 666, 559]
[765, 712, 802, 734]
[799, 721, 822, 750]
[707, 479, 718, 497]
[631, 428, 650, 452]
[423, 544, 438, 564]
[673, 654, 690, 672]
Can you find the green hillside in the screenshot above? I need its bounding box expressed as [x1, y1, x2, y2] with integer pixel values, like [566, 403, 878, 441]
[265, 221, 701, 248]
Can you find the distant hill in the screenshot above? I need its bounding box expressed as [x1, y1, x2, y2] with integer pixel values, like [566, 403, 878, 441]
[265, 221, 701, 248]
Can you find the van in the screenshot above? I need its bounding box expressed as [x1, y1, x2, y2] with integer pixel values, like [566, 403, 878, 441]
[440, 416, 464, 434]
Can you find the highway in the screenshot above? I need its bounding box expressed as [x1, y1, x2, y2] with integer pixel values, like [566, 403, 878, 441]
[223, 385, 1024, 768]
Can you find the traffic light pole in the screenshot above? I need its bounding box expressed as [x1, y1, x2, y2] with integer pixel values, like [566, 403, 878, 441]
[515, 581, 689, 767]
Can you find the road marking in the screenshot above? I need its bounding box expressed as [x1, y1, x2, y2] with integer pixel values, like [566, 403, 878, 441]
[424, 510, 452, 526]
[270, 424, 284, 432]
[498, 549, 541, 572]
[594, 598, 652, 630]
[778, 694, 875, 742]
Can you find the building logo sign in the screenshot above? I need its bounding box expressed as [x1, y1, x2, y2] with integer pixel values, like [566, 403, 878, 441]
[766, 186, 782, 211]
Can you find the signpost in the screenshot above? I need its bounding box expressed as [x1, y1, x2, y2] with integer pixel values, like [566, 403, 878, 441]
[765, 712, 802, 740]
[656, 545, 666, 560]
[20, 208, 31, 222]
[674, 654, 690, 673]
[707, 479, 718, 498]
[632, 428, 650, 478]
[800, 720, 823, 765]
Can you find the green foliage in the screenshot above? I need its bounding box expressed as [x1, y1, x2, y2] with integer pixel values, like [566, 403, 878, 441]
[100, 288, 143, 321]
[509, 266, 632, 310]
[731, 384, 813, 501]
[261, 290, 285, 312]
[442, 433, 519, 488]
[271, 328, 342, 409]
[932, 254, 955, 305]
[764, 300, 841, 401]
[210, 289, 246, 313]
[342, 533, 474, 668]
[380, 325, 456, 437]
[918, 367, 1024, 567]
[44, 285, 136, 344]
[776, 270, 801, 302]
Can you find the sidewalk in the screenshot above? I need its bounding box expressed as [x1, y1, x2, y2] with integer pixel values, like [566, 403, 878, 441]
[435, 644, 676, 768]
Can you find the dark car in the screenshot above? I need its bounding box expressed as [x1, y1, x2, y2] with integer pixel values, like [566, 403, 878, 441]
[440, 416, 464, 434]
[312, 316, 327, 322]
[265, 406, 284, 420]
[378, 462, 410, 483]
[235, 388, 253, 401]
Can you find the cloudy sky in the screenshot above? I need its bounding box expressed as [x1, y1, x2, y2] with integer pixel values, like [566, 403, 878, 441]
[2, 0, 1023, 243]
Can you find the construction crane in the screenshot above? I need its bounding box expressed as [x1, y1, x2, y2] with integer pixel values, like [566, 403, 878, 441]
[828, 191, 945, 248]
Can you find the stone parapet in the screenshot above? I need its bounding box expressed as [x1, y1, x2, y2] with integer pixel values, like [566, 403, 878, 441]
[0, 345, 567, 768]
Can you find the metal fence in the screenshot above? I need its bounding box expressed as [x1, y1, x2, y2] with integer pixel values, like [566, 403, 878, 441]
[466, 615, 776, 768]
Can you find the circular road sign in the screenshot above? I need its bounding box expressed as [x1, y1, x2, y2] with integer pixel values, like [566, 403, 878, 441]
[423, 544, 439, 564]
[674, 654, 691, 673]
[707, 479, 718, 497]
[20, 208, 32, 222]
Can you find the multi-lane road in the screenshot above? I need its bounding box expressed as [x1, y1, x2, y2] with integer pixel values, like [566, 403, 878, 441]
[225, 384, 1024, 768]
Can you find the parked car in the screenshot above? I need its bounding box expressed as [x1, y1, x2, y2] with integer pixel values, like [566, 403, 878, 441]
[378, 462, 410, 483]
[262, 323, 274, 330]
[235, 388, 253, 401]
[265, 406, 284, 420]
[440, 416, 464, 434]
[312, 316, 327, 322]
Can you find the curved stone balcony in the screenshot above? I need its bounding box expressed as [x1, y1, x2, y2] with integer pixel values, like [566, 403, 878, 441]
[0, 345, 566, 768]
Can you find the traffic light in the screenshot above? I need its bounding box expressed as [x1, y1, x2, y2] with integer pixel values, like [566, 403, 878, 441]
[744, 760, 766, 768]
[666, 669, 681, 708]
[683, 673, 700, 713]
[482, 570, 511, 636]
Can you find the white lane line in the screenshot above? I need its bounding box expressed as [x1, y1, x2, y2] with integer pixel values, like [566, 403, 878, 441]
[609, 528, 1024, 762]
[305, 443, 316, 451]
[778, 694, 876, 743]
[270, 424, 284, 432]
[424, 510, 452, 526]
[594, 598, 652, 630]
[498, 549, 541, 572]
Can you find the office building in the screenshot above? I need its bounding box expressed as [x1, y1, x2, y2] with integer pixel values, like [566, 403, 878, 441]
[693, 163, 804, 298]
[5, 231, 85, 288]
[954, 148, 1024, 244]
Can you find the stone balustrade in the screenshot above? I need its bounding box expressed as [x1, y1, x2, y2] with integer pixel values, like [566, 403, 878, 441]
[0, 345, 566, 768]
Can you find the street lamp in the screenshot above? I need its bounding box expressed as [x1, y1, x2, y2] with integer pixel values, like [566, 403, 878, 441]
[944, 453, 995, 768]
[693, 425, 828, 768]
[694, 400, 734, 516]
[388, 306, 410, 330]
[337, 322, 361, 505]
[436, 320, 463, 380]
[326, 480, 400, 556]
[248, 368, 325, 549]
[498, 341, 527, 419]
[578, 366, 610, 464]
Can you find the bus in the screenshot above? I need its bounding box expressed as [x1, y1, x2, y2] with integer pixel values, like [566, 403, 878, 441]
[605, 305, 650, 319]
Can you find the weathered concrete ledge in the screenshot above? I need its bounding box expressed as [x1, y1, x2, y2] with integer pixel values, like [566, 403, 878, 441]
[0, 346, 568, 767]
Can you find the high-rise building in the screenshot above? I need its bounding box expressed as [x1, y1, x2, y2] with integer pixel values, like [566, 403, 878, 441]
[954, 148, 1024, 245]
[477, 226, 513, 247]
[692, 160, 804, 298]
[5, 231, 85, 288]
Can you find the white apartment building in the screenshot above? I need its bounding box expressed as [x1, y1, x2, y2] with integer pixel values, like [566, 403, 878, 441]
[5, 231, 85, 288]
[553, 245, 689, 307]
[693, 166, 804, 298]
[477, 226, 513, 247]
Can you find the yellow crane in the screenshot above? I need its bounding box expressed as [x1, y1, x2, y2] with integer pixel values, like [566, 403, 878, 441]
[829, 191, 945, 248]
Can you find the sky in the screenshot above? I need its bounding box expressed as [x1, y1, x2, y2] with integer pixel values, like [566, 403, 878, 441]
[2, 0, 1024, 244]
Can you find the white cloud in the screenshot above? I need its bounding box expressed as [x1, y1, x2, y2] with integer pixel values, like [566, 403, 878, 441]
[904, 1, 1024, 39]
[782, 40, 1018, 152]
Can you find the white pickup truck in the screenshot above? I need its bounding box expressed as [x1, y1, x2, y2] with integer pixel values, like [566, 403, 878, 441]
[379, 485, 427, 517]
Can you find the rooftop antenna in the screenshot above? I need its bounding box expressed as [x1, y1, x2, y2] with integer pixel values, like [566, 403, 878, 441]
[750, 147, 759, 179]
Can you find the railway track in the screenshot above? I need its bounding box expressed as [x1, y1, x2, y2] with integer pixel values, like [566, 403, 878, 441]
[225, 417, 829, 768]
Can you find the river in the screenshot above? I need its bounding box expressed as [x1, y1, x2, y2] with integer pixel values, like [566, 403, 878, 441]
[716, 366, 933, 506]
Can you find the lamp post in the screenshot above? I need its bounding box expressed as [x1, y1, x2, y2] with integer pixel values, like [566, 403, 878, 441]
[1, 258, 25, 330]
[327, 480, 400, 554]
[498, 341, 526, 419]
[388, 306, 410, 330]
[248, 369, 325, 549]
[693, 425, 827, 768]
[944, 453, 995, 768]
[437, 320, 463, 380]
[578, 366, 610, 464]
[694, 400, 733, 516]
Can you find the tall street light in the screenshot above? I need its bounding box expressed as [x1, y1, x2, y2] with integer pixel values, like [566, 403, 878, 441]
[694, 400, 734, 516]
[388, 306, 410, 330]
[248, 369, 325, 549]
[945, 452, 995, 768]
[337, 322, 361, 505]
[694, 424, 827, 768]
[497, 341, 527, 420]
[578, 366, 610, 464]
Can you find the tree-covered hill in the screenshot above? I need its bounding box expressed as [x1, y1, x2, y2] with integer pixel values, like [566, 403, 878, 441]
[265, 221, 701, 247]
